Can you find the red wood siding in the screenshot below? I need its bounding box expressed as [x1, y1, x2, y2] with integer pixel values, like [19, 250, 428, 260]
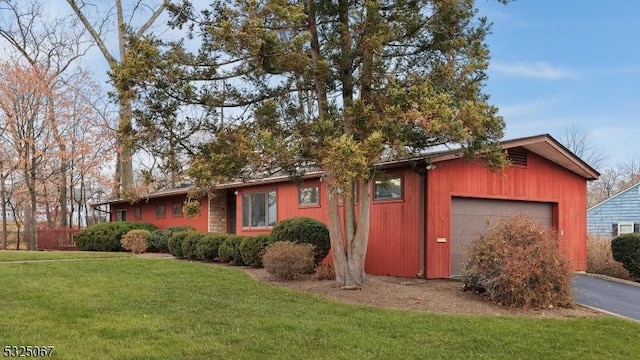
[234, 180, 328, 236]
[367, 170, 421, 276]
[426, 152, 588, 278]
[234, 172, 422, 277]
[110, 194, 209, 232]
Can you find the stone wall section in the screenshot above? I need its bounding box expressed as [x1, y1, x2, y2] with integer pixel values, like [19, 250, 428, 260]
[208, 190, 228, 233]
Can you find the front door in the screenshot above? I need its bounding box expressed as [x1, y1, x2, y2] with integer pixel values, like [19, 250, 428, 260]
[227, 190, 236, 234]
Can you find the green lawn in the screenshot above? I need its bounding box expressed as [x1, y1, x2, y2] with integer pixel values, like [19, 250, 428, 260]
[0, 253, 638, 359]
[0, 250, 132, 262]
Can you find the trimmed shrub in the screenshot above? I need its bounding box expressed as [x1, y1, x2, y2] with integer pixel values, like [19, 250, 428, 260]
[182, 232, 206, 260]
[195, 233, 228, 261]
[168, 231, 194, 258]
[148, 226, 195, 253]
[462, 214, 573, 309]
[120, 229, 151, 254]
[75, 222, 157, 252]
[611, 233, 640, 281]
[587, 235, 632, 280]
[270, 217, 330, 264]
[239, 234, 274, 268]
[263, 241, 315, 280]
[218, 235, 245, 265]
[314, 262, 336, 280]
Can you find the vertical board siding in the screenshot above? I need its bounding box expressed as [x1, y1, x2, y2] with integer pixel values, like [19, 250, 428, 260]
[367, 170, 421, 277]
[426, 152, 588, 278]
[587, 183, 640, 237]
[234, 172, 421, 277]
[110, 194, 209, 232]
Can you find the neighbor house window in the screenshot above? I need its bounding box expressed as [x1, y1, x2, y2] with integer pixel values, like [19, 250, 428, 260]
[115, 210, 126, 222]
[155, 204, 166, 218]
[172, 203, 183, 218]
[617, 222, 634, 236]
[299, 185, 319, 206]
[134, 207, 141, 220]
[374, 176, 403, 201]
[242, 191, 277, 228]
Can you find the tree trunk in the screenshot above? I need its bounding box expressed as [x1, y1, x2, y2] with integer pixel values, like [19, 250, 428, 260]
[326, 178, 372, 289]
[117, 90, 134, 195]
[1, 177, 7, 250]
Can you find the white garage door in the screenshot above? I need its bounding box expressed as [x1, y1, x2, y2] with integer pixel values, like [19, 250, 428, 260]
[450, 197, 554, 276]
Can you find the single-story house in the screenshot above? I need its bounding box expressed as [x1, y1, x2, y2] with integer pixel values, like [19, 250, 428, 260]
[587, 182, 640, 238]
[94, 134, 599, 279]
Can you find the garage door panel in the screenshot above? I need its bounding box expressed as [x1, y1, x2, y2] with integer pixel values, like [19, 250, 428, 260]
[450, 198, 553, 276]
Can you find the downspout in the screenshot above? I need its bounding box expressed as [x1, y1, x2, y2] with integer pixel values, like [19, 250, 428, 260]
[415, 168, 427, 278]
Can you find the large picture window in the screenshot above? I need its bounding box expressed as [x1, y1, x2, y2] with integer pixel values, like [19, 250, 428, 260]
[242, 191, 277, 228]
[298, 185, 319, 206]
[374, 176, 403, 201]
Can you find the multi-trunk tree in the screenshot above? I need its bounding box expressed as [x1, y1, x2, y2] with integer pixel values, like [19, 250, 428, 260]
[120, 0, 509, 288]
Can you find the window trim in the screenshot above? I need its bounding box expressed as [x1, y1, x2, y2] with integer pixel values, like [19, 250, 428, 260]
[242, 190, 277, 229]
[172, 203, 183, 218]
[373, 175, 404, 202]
[155, 204, 166, 219]
[298, 184, 320, 207]
[133, 207, 141, 220]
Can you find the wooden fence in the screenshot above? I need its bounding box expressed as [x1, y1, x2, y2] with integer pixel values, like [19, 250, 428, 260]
[37, 228, 81, 250]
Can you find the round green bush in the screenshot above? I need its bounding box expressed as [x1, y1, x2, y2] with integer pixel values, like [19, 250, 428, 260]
[182, 232, 206, 260]
[75, 222, 157, 252]
[195, 233, 228, 261]
[149, 226, 195, 253]
[239, 234, 275, 268]
[168, 231, 194, 258]
[218, 235, 245, 265]
[611, 233, 640, 281]
[270, 217, 330, 264]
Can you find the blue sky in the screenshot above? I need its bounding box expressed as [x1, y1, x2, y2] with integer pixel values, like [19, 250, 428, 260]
[476, 0, 640, 168]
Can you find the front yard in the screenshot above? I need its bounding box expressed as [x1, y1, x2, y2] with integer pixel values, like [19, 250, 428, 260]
[0, 251, 638, 359]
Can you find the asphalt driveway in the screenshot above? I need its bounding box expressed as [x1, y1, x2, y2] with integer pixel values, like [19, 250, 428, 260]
[572, 273, 640, 322]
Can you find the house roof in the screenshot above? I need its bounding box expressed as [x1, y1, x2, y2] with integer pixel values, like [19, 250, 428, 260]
[93, 133, 599, 207]
[587, 182, 640, 211]
[376, 134, 599, 180]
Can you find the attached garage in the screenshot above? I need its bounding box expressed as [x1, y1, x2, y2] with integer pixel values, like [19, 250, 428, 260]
[449, 197, 555, 276]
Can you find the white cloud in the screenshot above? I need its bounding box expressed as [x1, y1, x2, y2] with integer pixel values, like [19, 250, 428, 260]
[492, 62, 578, 80]
[497, 97, 565, 118]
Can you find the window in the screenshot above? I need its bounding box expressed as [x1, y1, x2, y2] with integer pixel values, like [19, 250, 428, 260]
[616, 222, 635, 236]
[155, 204, 166, 218]
[374, 176, 403, 201]
[115, 210, 126, 222]
[134, 207, 141, 220]
[242, 191, 277, 228]
[298, 185, 319, 206]
[172, 203, 183, 217]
